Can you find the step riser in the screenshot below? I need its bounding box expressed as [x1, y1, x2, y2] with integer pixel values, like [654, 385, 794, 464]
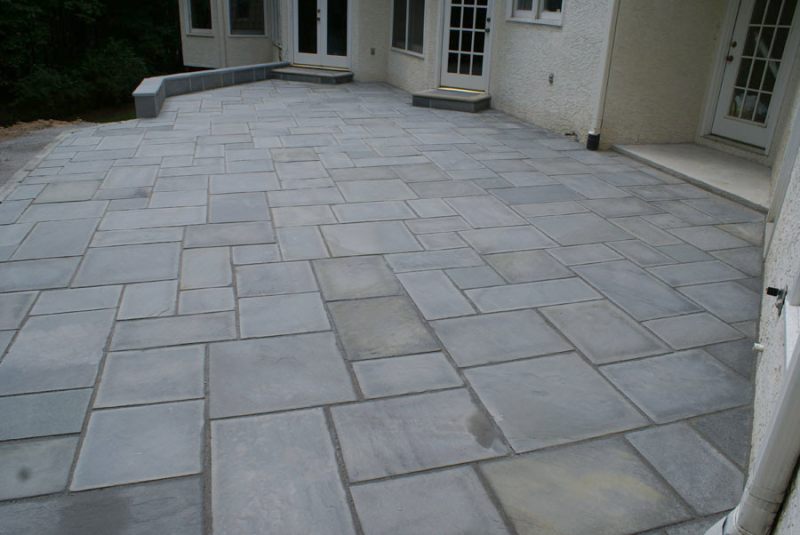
[275, 72, 353, 85]
[412, 95, 491, 113]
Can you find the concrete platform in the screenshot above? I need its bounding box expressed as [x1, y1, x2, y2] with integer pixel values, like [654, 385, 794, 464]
[412, 88, 491, 113]
[615, 143, 771, 212]
[273, 66, 353, 85]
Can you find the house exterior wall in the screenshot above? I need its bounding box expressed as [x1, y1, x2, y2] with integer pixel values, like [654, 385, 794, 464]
[349, 0, 390, 82]
[750, 81, 800, 535]
[386, 0, 441, 93]
[600, 0, 727, 148]
[488, 0, 611, 140]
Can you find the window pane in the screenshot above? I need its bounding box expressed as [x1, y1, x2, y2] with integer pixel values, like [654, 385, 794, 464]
[298, 0, 317, 53]
[408, 0, 425, 53]
[393, 0, 408, 49]
[517, 0, 533, 10]
[472, 54, 483, 75]
[230, 0, 265, 35]
[543, 0, 563, 12]
[327, 0, 348, 56]
[448, 52, 459, 73]
[190, 0, 212, 30]
[463, 6, 474, 27]
[755, 93, 771, 123]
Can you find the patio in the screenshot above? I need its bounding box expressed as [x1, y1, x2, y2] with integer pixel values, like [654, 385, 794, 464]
[0, 80, 763, 534]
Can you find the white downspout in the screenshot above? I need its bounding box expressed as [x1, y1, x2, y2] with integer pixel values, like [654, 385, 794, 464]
[586, 0, 621, 150]
[706, 336, 800, 535]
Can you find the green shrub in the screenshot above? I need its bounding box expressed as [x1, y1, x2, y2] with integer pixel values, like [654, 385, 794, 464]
[80, 40, 148, 106]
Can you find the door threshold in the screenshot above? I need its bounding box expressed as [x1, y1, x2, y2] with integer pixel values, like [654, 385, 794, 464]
[290, 63, 352, 72]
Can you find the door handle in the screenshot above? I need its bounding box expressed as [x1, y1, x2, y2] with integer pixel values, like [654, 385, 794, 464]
[726, 55, 735, 63]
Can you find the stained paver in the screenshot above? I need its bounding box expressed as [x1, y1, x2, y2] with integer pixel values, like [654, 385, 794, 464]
[0, 80, 764, 533]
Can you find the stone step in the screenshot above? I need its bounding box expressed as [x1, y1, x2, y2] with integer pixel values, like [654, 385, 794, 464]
[412, 88, 491, 113]
[273, 66, 354, 85]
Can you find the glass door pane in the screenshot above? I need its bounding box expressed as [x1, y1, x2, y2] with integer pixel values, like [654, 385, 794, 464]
[298, 0, 318, 54]
[327, 0, 348, 57]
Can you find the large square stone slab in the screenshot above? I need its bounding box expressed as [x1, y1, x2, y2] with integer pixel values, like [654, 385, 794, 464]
[481, 438, 691, 535]
[180, 247, 232, 289]
[0, 310, 115, 395]
[466, 354, 647, 451]
[211, 409, 355, 535]
[0, 389, 91, 440]
[235, 261, 317, 297]
[71, 401, 204, 490]
[573, 260, 702, 320]
[353, 352, 462, 398]
[352, 467, 508, 535]
[331, 389, 508, 481]
[209, 332, 356, 418]
[432, 309, 571, 367]
[313, 256, 402, 300]
[321, 221, 422, 256]
[239, 293, 330, 338]
[329, 296, 439, 360]
[627, 423, 744, 515]
[541, 300, 669, 364]
[602, 350, 753, 423]
[0, 476, 203, 535]
[0, 437, 78, 500]
[95, 346, 205, 408]
[73, 243, 180, 286]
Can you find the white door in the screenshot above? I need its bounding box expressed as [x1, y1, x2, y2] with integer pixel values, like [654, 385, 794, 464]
[440, 0, 493, 91]
[712, 0, 800, 148]
[293, 0, 349, 68]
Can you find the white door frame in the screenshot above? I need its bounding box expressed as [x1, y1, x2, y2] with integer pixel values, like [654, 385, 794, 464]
[291, 0, 351, 68]
[439, 0, 494, 91]
[703, 0, 800, 151]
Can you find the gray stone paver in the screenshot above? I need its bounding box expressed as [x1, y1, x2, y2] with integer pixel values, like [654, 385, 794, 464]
[0, 80, 763, 533]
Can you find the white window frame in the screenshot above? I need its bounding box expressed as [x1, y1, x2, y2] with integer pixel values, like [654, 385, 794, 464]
[507, 0, 563, 26]
[391, 0, 425, 57]
[227, 0, 268, 38]
[186, 0, 214, 36]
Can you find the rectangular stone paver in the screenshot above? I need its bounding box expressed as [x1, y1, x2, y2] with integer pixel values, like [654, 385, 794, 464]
[352, 352, 462, 398]
[644, 313, 743, 350]
[313, 256, 402, 300]
[31, 286, 121, 315]
[398, 270, 474, 319]
[184, 222, 275, 248]
[0, 310, 115, 395]
[482, 438, 691, 535]
[432, 309, 571, 367]
[329, 296, 440, 360]
[466, 278, 600, 313]
[321, 221, 422, 256]
[239, 293, 330, 338]
[209, 333, 355, 418]
[0, 389, 92, 441]
[466, 353, 647, 452]
[12, 219, 97, 260]
[118, 280, 178, 319]
[236, 261, 317, 297]
[0, 258, 79, 292]
[0, 292, 36, 329]
[445, 196, 526, 228]
[332, 389, 508, 481]
[111, 312, 236, 350]
[352, 467, 508, 535]
[72, 401, 203, 490]
[486, 250, 573, 283]
[531, 213, 634, 245]
[0, 437, 78, 501]
[211, 409, 355, 535]
[460, 226, 556, 254]
[73, 243, 180, 287]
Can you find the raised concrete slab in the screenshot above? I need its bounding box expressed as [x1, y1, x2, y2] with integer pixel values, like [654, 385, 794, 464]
[413, 89, 491, 113]
[273, 66, 354, 84]
[615, 143, 771, 211]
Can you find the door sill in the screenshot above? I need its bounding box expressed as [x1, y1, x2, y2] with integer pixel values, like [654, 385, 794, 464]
[699, 134, 770, 164]
[291, 63, 351, 72]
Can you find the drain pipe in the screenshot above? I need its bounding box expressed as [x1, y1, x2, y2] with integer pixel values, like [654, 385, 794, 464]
[586, 0, 621, 150]
[706, 338, 800, 535]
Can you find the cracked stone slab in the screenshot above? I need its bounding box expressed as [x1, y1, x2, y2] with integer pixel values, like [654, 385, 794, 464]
[72, 401, 204, 490]
[352, 467, 508, 535]
[211, 409, 356, 535]
[74, 243, 180, 287]
[573, 261, 702, 321]
[481, 438, 691, 535]
[0, 310, 115, 395]
[0, 389, 92, 440]
[332, 389, 508, 481]
[602, 350, 753, 423]
[329, 296, 439, 360]
[433, 309, 571, 367]
[209, 332, 356, 418]
[627, 423, 744, 515]
[541, 300, 669, 364]
[466, 354, 647, 451]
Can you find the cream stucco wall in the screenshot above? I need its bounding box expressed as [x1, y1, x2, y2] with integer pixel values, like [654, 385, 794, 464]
[488, 0, 611, 140]
[348, 0, 390, 81]
[600, 0, 727, 148]
[386, 0, 441, 93]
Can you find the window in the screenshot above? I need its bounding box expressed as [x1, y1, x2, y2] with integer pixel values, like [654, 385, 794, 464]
[392, 0, 425, 54]
[230, 0, 265, 35]
[188, 0, 212, 32]
[509, 0, 563, 24]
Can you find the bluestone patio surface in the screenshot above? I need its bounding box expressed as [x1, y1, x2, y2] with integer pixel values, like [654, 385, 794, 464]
[0, 80, 762, 534]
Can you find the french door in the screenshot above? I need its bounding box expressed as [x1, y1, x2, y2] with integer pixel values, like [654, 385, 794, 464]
[293, 0, 349, 68]
[712, 0, 800, 148]
[440, 0, 493, 91]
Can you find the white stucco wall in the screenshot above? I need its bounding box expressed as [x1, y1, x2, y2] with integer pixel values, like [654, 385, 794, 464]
[750, 80, 800, 535]
[386, 0, 441, 93]
[601, 0, 727, 147]
[488, 0, 611, 140]
[349, 0, 390, 82]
